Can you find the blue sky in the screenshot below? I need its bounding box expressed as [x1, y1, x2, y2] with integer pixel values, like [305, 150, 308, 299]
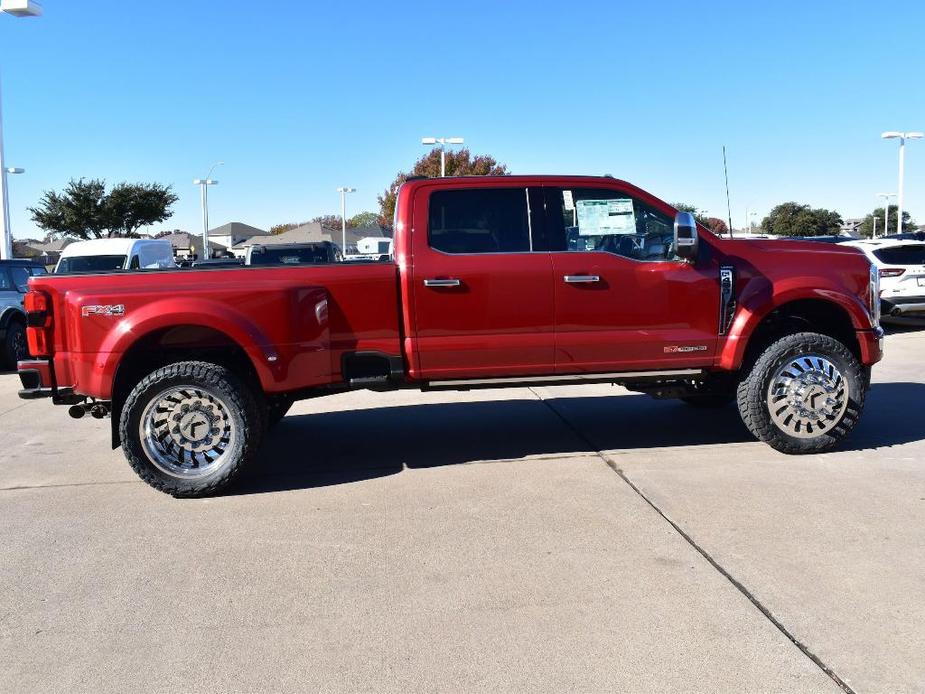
[2, 0, 924, 238]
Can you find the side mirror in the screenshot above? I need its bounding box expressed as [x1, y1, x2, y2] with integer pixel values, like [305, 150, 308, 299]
[674, 211, 699, 262]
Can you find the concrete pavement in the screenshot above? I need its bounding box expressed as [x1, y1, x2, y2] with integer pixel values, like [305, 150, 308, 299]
[1, 327, 924, 692]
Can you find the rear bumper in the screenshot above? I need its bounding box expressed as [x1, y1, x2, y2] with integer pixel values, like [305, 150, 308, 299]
[18, 359, 54, 399]
[17, 359, 77, 403]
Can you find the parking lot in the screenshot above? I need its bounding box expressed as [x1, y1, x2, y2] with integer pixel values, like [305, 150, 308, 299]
[1, 326, 923, 693]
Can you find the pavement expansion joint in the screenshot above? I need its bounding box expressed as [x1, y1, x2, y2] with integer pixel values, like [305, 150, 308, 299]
[526, 387, 856, 694]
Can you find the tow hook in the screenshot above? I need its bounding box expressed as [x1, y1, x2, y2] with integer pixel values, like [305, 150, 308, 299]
[68, 401, 111, 419]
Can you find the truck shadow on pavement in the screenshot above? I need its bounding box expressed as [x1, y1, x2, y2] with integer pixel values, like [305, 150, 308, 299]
[233, 382, 925, 495]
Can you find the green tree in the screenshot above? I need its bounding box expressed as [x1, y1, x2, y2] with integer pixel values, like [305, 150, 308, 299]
[29, 178, 177, 239]
[378, 148, 508, 228]
[29, 178, 108, 239]
[348, 211, 381, 229]
[858, 205, 917, 237]
[105, 182, 178, 237]
[760, 202, 842, 237]
[672, 202, 709, 226]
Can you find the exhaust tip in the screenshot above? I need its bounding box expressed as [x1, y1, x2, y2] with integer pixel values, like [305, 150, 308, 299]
[68, 405, 85, 419]
[90, 404, 109, 419]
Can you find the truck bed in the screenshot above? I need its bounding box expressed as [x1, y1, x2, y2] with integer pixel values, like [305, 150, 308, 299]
[28, 263, 402, 399]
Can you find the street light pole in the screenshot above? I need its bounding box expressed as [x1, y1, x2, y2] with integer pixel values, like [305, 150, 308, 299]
[0, 0, 43, 260]
[872, 216, 878, 238]
[882, 132, 923, 234]
[336, 186, 356, 258]
[421, 136, 464, 177]
[876, 193, 895, 238]
[193, 161, 222, 260]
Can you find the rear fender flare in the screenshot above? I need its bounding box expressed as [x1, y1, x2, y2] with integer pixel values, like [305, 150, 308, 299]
[92, 298, 280, 398]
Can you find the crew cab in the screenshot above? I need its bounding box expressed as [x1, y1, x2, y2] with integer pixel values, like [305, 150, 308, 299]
[17, 176, 884, 496]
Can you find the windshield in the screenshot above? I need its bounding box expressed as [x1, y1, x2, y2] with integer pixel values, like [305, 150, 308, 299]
[249, 247, 334, 265]
[56, 255, 127, 273]
[873, 245, 925, 266]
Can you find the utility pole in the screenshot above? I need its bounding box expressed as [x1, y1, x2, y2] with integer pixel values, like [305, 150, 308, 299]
[0, 1, 43, 259]
[336, 186, 356, 258]
[421, 137, 464, 176]
[881, 132, 922, 234]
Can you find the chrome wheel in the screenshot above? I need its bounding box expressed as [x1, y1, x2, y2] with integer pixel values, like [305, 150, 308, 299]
[139, 386, 237, 478]
[767, 354, 848, 439]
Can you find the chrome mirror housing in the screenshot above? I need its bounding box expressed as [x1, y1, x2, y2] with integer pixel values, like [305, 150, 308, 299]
[674, 211, 699, 262]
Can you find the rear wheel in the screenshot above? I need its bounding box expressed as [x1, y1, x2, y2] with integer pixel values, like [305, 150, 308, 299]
[119, 361, 261, 497]
[3, 319, 27, 369]
[736, 332, 866, 454]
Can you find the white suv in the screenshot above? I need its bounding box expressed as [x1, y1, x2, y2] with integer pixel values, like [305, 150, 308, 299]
[843, 239, 925, 318]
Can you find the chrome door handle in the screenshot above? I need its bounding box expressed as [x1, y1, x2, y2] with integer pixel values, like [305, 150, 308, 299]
[563, 275, 600, 283]
[424, 278, 461, 287]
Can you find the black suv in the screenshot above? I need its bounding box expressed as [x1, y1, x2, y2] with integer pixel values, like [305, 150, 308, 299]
[0, 260, 48, 368]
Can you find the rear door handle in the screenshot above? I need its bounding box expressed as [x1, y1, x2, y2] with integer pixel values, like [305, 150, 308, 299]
[424, 278, 461, 287]
[563, 275, 600, 283]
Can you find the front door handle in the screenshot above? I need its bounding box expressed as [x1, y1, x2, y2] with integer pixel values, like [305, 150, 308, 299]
[563, 275, 600, 284]
[424, 278, 461, 288]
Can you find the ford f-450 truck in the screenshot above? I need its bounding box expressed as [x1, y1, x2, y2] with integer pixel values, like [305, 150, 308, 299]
[18, 176, 884, 496]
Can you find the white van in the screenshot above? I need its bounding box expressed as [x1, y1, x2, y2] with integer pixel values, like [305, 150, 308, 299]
[55, 238, 176, 274]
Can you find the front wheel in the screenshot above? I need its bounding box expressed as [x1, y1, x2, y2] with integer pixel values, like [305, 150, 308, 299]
[119, 361, 262, 497]
[736, 332, 867, 454]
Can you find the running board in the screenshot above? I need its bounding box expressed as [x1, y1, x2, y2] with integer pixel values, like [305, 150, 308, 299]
[424, 369, 703, 391]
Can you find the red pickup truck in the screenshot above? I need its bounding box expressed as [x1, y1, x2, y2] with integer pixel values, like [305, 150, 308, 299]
[18, 176, 884, 496]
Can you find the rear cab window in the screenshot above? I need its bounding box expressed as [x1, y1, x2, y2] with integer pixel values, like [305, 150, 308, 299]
[428, 188, 532, 254]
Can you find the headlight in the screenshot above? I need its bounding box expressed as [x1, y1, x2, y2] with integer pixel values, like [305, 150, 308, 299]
[869, 262, 881, 327]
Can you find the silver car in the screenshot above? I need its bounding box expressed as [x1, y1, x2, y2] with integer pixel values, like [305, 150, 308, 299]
[0, 261, 47, 368]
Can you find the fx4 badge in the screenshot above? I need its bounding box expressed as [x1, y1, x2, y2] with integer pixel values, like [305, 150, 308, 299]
[81, 304, 125, 317]
[664, 345, 708, 353]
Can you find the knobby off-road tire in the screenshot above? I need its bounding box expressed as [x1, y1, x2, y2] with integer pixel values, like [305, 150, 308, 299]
[119, 361, 262, 497]
[736, 332, 867, 454]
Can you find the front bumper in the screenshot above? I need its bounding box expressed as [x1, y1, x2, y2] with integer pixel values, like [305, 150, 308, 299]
[856, 327, 884, 366]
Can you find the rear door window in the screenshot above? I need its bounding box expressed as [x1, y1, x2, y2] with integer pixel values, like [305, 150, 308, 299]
[428, 188, 531, 254]
[873, 245, 925, 265]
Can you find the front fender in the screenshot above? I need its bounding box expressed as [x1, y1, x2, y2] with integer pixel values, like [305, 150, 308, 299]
[718, 279, 872, 371]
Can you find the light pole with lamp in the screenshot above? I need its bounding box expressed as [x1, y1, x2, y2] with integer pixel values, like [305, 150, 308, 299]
[421, 137, 464, 177]
[193, 161, 223, 260]
[876, 193, 896, 238]
[0, 0, 43, 260]
[336, 186, 355, 258]
[881, 132, 922, 235]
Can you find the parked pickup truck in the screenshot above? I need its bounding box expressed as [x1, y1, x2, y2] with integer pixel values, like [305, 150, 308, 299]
[18, 176, 884, 497]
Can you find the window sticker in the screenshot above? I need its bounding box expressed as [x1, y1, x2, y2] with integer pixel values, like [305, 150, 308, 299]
[576, 198, 636, 236]
[562, 190, 575, 211]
